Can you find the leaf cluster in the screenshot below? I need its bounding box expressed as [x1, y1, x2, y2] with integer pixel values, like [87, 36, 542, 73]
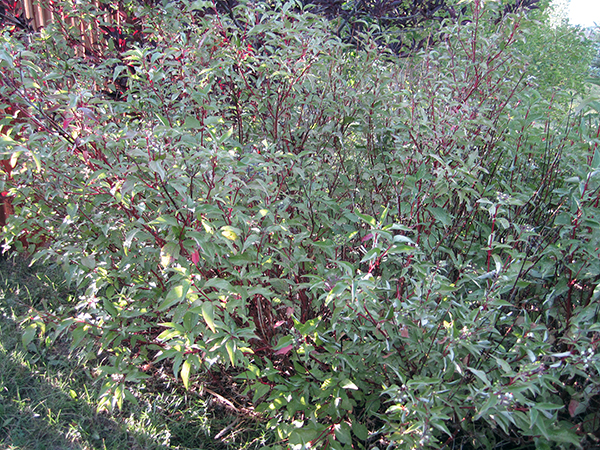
[1, 0, 600, 448]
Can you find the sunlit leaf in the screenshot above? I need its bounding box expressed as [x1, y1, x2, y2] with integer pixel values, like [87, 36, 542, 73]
[181, 359, 191, 389]
[201, 302, 216, 333]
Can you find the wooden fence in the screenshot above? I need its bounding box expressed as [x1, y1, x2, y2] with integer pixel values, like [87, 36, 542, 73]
[19, 0, 54, 30]
[3, 0, 128, 56]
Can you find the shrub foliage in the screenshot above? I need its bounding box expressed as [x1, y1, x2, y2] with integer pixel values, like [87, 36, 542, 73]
[1, 0, 599, 448]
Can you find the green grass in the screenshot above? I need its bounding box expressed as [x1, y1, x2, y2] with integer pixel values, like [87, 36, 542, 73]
[0, 256, 269, 450]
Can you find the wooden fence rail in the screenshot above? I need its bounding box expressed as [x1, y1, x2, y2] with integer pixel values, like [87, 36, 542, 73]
[20, 0, 53, 30]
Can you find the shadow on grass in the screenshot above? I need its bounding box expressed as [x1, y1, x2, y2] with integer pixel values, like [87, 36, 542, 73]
[0, 315, 166, 449]
[0, 256, 261, 450]
[0, 304, 180, 450]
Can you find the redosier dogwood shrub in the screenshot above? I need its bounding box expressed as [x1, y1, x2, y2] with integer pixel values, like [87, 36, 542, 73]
[1, 0, 599, 448]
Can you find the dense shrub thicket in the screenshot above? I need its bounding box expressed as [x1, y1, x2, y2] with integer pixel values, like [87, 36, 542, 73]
[1, 0, 599, 448]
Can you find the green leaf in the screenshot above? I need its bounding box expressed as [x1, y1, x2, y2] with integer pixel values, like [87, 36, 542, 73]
[289, 427, 320, 446]
[379, 206, 389, 223]
[546, 422, 584, 446]
[220, 226, 240, 241]
[29, 151, 41, 172]
[181, 359, 191, 389]
[393, 234, 415, 244]
[334, 422, 352, 444]
[252, 383, 271, 403]
[115, 383, 124, 410]
[70, 325, 88, 350]
[158, 282, 190, 312]
[467, 367, 491, 387]
[103, 297, 119, 317]
[150, 215, 179, 227]
[533, 414, 551, 440]
[148, 160, 166, 181]
[388, 244, 415, 254]
[113, 64, 127, 82]
[156, 113, 170, 127]
[430, 207, 452, 226]
[356, 212, 376, 227]
[294, 317, 321, 336]
[123, 229, 139, 251]
[360, 247, 380, 263]
[495, 357, 514, 375]
[203, 278, 233, 291]
[80, 255, 96, 270]
[592, 147, 600, 170]
[474, 392, 498, 421]
[534, 402, 564, 411]
[156, 327, 182, 341]
[184, 116, 202, 129]
[225, 340, 236, 365]
[340, 379, 359, 390]
[160, 242, 180, 267]
[352, 420, 368, 441]
[430, 418, 452, 436]
[201, 302, 216, 332]
[554, 213, 572, 225]
[22, 324, 37, 348]
[273, 335, 293, 353]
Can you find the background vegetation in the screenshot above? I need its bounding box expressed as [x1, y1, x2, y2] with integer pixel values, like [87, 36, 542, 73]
[1, 0, 600, 448]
